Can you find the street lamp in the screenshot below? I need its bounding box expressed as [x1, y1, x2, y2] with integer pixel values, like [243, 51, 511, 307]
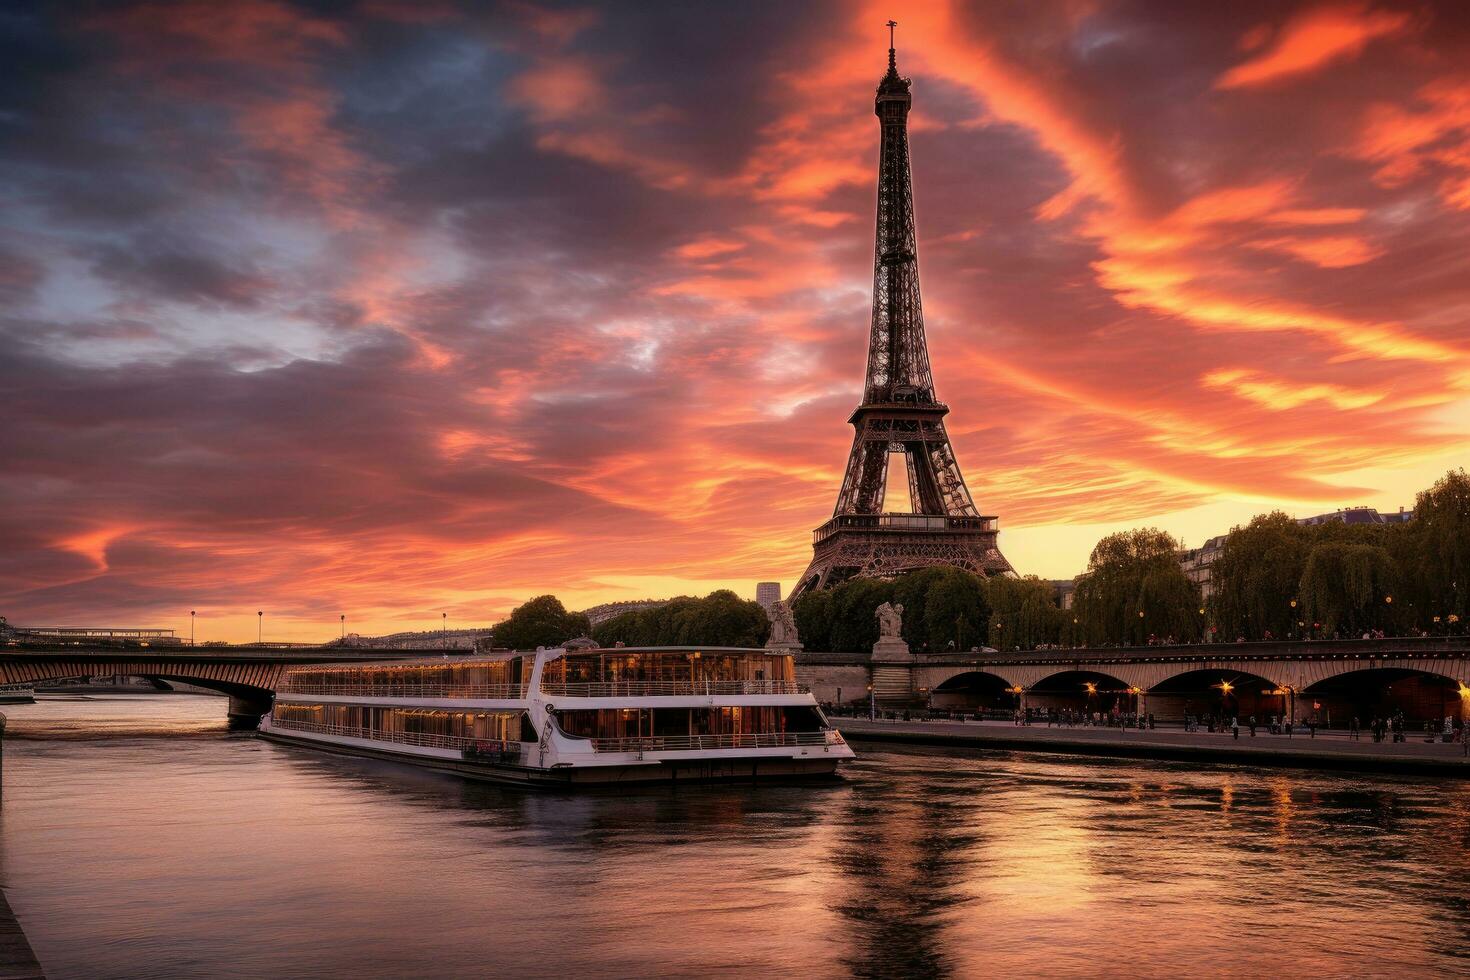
[340, 613, 345, 640]
[442, 612, 447, 649]
[190, 610, 196, 647]
[257, 610, 263, 645]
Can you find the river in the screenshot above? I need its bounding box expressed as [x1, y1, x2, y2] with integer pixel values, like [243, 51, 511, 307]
[3, 695, 1469, 977]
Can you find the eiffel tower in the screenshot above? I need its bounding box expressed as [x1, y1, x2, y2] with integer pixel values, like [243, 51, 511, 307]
[792, 25, 1014, 599]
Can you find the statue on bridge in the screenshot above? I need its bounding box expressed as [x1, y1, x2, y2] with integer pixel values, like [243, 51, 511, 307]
[876, 601, 904, 639]
[765, 600, 802, 651]
[872, 602, 912, 662]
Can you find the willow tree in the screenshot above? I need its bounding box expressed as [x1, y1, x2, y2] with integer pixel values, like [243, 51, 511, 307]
[1300, 542, 1401, 636]
[1208, 512, 1312, 640]
[985, 575, 1062, 650]
[1409, 469, 1470, 625]
[1072, 528, 1200, 646]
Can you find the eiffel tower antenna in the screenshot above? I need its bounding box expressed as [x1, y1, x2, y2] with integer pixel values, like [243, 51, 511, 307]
[791, 38, 1013, 599]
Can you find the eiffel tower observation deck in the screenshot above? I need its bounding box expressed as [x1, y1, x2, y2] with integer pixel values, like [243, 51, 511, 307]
[792, 25, 1014, 599]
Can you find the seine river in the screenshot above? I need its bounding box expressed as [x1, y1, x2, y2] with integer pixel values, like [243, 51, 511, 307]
[4, 695, 1470, 978]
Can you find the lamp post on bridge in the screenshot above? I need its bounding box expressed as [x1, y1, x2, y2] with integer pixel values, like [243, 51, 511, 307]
[340, 614, 345, 640]
[190, 610, 195, 647]
[257, 611, 263, 645]
[442, 612, 447, 650]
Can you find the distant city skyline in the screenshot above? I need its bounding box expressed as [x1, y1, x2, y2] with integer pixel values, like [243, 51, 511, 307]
[2, 2, 1468, 642]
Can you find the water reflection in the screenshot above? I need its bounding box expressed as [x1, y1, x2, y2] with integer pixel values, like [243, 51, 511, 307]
[3, 697, 1470, 977]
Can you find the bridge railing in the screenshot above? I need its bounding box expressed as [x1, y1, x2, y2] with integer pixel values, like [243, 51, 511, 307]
[586, 730, 841, 753]
[268, 717, 522, 758]
[540, 680, 809, 697]
[275, 683, 525, 699]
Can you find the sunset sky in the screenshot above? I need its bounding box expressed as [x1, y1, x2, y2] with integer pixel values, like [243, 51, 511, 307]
[2, 1, 1468, 642]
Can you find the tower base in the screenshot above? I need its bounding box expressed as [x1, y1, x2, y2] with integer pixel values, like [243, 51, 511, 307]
[791, 514, 1014, 599]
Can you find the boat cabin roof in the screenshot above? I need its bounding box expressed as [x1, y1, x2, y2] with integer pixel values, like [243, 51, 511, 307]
[287, 646, 788, 672]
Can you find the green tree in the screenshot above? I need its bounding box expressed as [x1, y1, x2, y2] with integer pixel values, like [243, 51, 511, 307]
[1072, 528, 1199, 646]
[1408, 469, 1470, 627]
[1300, 542, 1401, 636]
[1208, 512, 1312, 640]
[490, 595, 591, 650]
[891, 566, 990, 652]
[670, 590, 769, 647]
[791, 589, 835, 653]
[920, 567, 990, 652]
[590, 592, 769, 647]
[828, 577, 895, 652]
[985, 575, 1062, 651]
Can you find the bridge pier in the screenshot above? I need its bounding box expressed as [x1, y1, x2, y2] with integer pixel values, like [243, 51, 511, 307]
[227, 694, 272, 731]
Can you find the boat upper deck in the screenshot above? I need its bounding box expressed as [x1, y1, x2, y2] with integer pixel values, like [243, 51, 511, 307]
[275, 647, 806, 700]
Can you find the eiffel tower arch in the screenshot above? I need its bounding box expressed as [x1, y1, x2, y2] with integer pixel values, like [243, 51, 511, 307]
[792, 29, 1014, 600]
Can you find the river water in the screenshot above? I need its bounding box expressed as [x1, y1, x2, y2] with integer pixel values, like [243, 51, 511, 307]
[3, 695, 1469, 978]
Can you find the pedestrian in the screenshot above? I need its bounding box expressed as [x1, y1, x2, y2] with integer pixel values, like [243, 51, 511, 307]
[1232, 716, 1240, 740]
[1350, 716, 1360, 740]
[1248, 715, 1257, 737]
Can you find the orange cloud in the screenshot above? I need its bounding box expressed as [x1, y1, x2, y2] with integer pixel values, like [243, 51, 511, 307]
[1202, 369, 1388, 411]
[1352, 76, 1470, 209]
[1215, 3, 1413, 90]
[1249, 234, 1384, 267]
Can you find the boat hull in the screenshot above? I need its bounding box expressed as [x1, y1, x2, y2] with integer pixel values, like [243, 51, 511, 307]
[259, 728, 844, 787]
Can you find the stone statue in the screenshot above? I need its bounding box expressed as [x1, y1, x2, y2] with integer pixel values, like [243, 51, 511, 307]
[876, 601, 904, 639]
[765, 599, 802, 650]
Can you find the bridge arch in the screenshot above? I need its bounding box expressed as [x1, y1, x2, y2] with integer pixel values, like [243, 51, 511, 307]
[1145, 667, 1285, 724]
[927, 670, 1017, 712]
[1024, 669, 1136, 716]
[1302, 666, 1468, 726]
[1, 658, 282, 728]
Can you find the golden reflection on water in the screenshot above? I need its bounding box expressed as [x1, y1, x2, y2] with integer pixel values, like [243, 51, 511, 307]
[4, 698, 1470, 977]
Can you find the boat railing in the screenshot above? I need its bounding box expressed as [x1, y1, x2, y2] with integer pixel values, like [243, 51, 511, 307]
[275, 683, 525, 699]
[587, 730, 843, 753]
[268, 716, 522, 759]
[540, 680, 809, 697]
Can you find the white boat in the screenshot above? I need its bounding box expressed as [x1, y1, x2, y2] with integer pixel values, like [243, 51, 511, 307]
[259, 646, 854, 785]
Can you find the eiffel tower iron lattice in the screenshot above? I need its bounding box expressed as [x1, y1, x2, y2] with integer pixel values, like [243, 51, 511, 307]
[791, 28, 1014, 599]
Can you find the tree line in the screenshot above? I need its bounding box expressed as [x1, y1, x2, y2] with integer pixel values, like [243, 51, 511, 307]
[486, 591, 769, 650]
[486, 469, 1467, 651]
[1206, 469, 1467, 640]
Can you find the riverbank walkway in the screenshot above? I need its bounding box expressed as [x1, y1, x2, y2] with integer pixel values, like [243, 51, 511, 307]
[835, 717, 1470, 776]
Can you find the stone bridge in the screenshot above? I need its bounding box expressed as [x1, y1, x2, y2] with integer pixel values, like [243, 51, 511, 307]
[0, 642, 429, 727]
[798, 636, 1470, 724]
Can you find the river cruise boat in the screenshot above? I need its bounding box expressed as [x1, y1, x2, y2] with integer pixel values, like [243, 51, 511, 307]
[259, 646, 853, 786]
